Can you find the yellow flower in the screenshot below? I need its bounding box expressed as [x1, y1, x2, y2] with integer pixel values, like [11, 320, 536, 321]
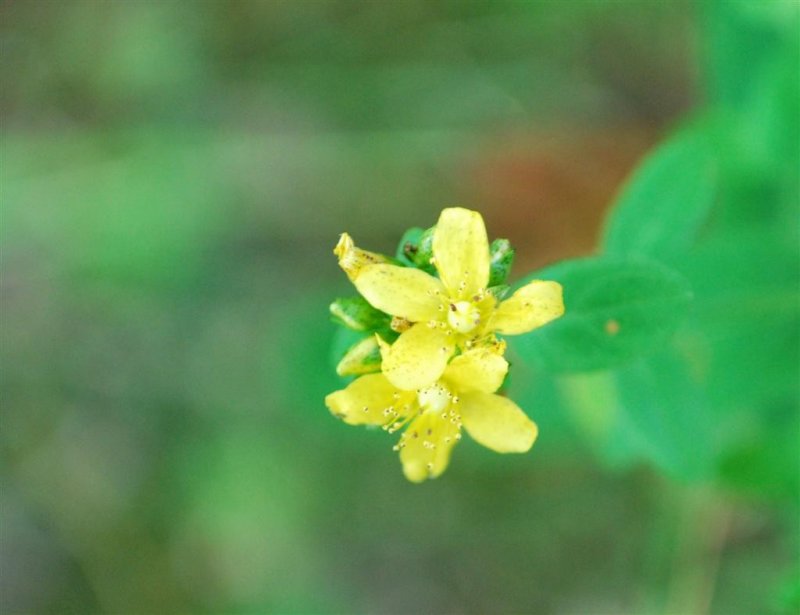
[325, 345, 537, 482]
[339, 207, 565, 390]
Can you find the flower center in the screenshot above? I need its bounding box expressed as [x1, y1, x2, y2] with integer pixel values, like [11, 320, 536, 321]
[417, 383, 451, 414]
[447, 301, 481, 334]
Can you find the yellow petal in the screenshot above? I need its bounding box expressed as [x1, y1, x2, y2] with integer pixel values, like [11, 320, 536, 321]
[334, 233, 388, 281]
[432, 207, 490, 299]
[375, 334, 391, 360]
[325, 374, 412, 426]
[442, 348, 508, 394]
[353, 264, 445, 323]
[399, 412, 461, 482]
[382, 323, 454, 390]
[490, 280, 564, 335]
[459, 392, 538, 453]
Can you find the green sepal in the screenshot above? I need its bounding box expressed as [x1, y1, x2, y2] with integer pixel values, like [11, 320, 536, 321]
[602, 125, 718, 261]
[488, 238, 515, 286]
[373, 326, 400, 346]
[497, 359, 512, 394]
[329, 296, 390, 332]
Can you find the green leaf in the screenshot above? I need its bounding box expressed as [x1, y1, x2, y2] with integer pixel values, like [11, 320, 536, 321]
[667, 230, 799, 413]
[704, 0, 800, 112]
[602, 128, 718, 260]
[611, 350, 714, 480]
[510, 257, 693, 372]
[718, 405, 800, 501]
[554, 345, 714, 481]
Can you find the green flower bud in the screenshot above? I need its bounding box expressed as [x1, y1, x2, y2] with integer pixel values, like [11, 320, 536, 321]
[488, 238, 515, 286]
[396, 226, 436, 274]
[336, 335, 382, 376]
[395, 227, 424, 265]
[330, 296, 390, 331]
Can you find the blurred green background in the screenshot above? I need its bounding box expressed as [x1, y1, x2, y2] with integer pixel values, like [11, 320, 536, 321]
[1, 1, 798, 613]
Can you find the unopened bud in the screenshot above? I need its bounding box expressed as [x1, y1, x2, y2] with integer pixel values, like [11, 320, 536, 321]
[396, 226, 436, 273]
[330, 296, 389, 331]
[488, 238, 515, 286]
[336, 335, 382, 376]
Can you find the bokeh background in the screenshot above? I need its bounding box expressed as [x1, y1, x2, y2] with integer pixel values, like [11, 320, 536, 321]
[1, 1, 798, 613]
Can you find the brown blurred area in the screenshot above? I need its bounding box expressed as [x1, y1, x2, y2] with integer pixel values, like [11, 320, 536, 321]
[465, 127, 659, 269]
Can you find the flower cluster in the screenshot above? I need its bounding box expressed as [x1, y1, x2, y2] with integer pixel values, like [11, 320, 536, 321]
[325, 208, 564, 482]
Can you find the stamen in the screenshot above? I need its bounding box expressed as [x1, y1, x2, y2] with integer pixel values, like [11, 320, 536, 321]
[386, 412, 415, 433]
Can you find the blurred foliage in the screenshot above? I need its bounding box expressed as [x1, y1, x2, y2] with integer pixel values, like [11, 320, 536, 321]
[1, 1, 798, 614]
